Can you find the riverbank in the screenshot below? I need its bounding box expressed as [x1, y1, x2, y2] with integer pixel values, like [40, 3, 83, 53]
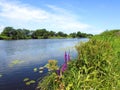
[37, 30, 120, 90]
[0, 27, 93, 40]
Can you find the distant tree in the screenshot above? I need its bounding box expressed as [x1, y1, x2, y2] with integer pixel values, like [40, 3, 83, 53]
[1, 27, 14, 37]
[22, 29, 30, 37]
[31, 29, 49, 39]
[0, 26, 93, 40]
[49, 31, 56, 37]
[76, 31, 82, 38]
[57, 31, 68, 37]
[69, 32, 77, 38]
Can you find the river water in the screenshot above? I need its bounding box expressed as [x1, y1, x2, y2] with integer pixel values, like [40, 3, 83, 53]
[0, 38, 88, 90]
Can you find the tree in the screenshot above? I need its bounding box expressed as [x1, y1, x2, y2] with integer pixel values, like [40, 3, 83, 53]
[56, 31, 68, 37]
[1, 27, 14, 37]
[31, 29, 49, 39]
[22, 29, 31, 37]
[77, 31, 82, 38]
[49, 31, 56, 37]
[69, 32, 77, 38]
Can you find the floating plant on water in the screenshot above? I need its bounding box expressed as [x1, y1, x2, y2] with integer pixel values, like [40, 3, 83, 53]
[33, 68, 38, 72]
[9, 60, 24, 67]
[23, 78, 29, 82]
[0, 74, 2, 78]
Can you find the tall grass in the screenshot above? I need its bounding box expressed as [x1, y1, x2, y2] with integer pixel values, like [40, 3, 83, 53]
[37, 30, 120, 90]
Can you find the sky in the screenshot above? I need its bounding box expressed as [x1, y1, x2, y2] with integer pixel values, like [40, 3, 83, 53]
[0, 0, 120, 34]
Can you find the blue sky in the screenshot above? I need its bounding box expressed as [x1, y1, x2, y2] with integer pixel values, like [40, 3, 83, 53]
[0, 0, 120, 34]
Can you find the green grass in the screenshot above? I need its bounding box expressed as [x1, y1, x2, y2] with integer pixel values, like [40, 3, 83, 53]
[36, 30, 120, 90]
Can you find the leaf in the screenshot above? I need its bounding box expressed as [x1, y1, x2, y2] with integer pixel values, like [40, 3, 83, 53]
[39, 70, 43, 73]
[33, 68, 38, 72]
[23, 78, 29, 82]
[0, 74, 2, 78]
[25, 80, 36, 85]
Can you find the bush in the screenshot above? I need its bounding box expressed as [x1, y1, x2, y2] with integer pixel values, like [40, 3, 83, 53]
[74, 39, 119, 89]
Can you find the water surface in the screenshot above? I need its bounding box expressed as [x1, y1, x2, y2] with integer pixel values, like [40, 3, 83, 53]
[0, 38, 88, 90]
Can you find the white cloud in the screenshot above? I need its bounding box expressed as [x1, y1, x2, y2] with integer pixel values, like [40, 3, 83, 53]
[0, 25, 4, 33]
[0, 0, 49, 21]
[0, 0, 93, 33]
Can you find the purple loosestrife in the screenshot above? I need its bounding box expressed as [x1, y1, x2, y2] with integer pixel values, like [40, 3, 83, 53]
[61, 63, 67, 72]
[68, 53, 70, 62]
[56, 69, 60, 76]
[56, 51, 71, 75]
[64, 51, 67, 64]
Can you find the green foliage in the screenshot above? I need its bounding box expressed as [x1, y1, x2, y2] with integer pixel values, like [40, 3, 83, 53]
[74, 39, 119, 89]
[33, 68, 38, 72]
[69, 31, 93, 38]
[0, 35, 12, 40]
[37, 73, 58, 90]
[45, 60, 59, 71]
[0, 27, 32, 40]
[23, 78, 29, 82]
[25, 80, 36, 85]
[0, 26, 92, 40]
[69, 32, 77, 38]
[36, 30, 120, 90]
[23, 78, 36, 86]
[1, 27, 14, 37]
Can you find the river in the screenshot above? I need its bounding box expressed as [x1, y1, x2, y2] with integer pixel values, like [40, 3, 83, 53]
[0, 38, 88, 90]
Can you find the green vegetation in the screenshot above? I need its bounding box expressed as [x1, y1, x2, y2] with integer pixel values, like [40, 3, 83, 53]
[9, 60, 24, 67]
[0, 26, 93, 40]
[24, 79, 36, 85]
[23, 78, 29, 82]
[33, 68, 38, 72]
[36, 30, 120, 90]
[0, 74, 2, 78]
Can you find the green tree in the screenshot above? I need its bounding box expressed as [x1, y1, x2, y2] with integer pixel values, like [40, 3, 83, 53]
[31, 29, 49, 39]
[49, 31, 56, 37]
[56, 31, 68, 37]
[69, 32, 77, 38]
[1, 27, 14, 37]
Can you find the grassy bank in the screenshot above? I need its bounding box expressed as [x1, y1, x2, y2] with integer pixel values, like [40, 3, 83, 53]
[36, 30, 120, 90]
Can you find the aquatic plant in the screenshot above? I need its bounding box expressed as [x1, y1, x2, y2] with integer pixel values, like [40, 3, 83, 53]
[36, 51, 71, 90]
[0, 74, 2, 78]
[9, 60, 24, 67]
[23, 78, 29, 82]
[33, 68, 38, 72]
[25, 80, 36, 85]
[23, 78, 36, 86]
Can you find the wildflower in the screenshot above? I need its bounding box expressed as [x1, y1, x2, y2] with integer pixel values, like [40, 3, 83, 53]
[64, 51, 67, 63]
[56, 69, 61, 76]
[61, 63, 67, 72]
[68, 53, 70, 62]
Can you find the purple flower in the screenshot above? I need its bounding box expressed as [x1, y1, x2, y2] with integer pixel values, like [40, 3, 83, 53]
[61, 63, 67, 72]
[64, 51, 67, 63]
[68, 53, 70, 62]
[56, 69, 60, 76]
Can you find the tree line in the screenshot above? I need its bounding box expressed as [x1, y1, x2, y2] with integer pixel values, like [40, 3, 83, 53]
[0, 26, 93, 40]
